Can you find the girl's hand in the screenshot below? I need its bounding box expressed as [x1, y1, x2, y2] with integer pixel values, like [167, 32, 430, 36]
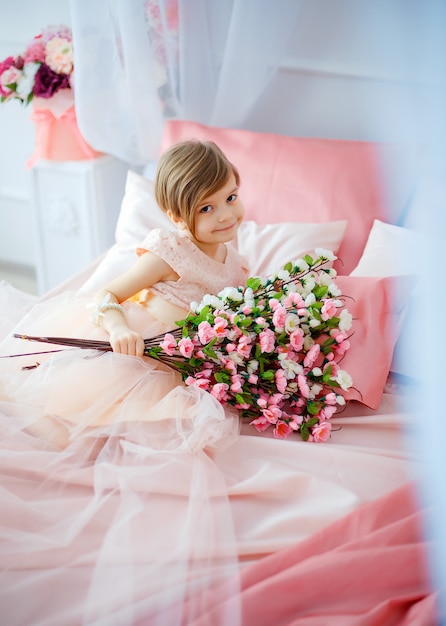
[109, 328, 145, 357]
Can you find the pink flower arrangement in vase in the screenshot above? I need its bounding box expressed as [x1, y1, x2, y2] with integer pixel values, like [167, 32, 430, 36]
[0, 25, 73, 105]
[0, 25, 102, 166]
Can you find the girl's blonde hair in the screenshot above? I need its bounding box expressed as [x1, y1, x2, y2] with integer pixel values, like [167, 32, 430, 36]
[154, 140, 240, 234]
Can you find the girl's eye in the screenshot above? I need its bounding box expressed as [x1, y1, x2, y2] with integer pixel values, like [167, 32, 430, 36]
[199, 205, 212, 213]
[227, 194, 237, 203]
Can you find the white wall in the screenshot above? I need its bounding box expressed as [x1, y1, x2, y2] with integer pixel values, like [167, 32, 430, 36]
[0, 1, 72, 266]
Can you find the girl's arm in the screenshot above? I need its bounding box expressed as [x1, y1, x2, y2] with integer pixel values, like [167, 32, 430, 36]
[93, 251, 179, 357]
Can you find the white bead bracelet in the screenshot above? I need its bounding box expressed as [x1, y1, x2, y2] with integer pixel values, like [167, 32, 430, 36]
[89, 293, 125, 326]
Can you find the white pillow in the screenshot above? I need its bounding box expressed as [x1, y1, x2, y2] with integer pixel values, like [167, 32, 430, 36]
[233, 219, 348, 276]
[79, 170, 348, 294]
[350, 219, 420, 277]
[350, 219, 422, 379]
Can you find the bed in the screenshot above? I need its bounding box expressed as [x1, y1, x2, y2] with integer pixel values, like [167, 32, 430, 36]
[0, 119, 436, 625]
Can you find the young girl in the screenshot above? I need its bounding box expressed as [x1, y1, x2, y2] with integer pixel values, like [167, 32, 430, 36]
[0, 140, 249, 442]
[92, 139, 249, 356]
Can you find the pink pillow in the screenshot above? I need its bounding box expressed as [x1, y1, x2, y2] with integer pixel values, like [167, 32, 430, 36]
[160, 121, 407, 275]
[335, 274, 412, 409]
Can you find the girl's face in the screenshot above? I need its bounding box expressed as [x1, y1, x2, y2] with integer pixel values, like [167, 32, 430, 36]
[187, 173, 244, 251]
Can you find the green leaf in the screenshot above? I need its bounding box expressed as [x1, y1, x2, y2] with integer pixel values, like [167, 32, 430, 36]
[322, 365, 333, 381]
[215, 372, 229, 383]
[261, 370, 275, 381]
[313, 285, 328, 299]
[306, 401, 320, 416]
[247, 277, 262, 290]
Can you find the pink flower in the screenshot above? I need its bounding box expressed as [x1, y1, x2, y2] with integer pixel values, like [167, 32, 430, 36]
[178, 337, 194, 358]
[45, 37, 74, 75]
[185, 376, 210, 391]
[210, 382, 229, 402]
[221, 357, 237, 374]
[160, 333, 177, 356]
[198, 321, 215, 344]
[297, 374, 310, 398]
[262, 405, 282, 424]
[304, 344, 320, 369]
[325, 392, 337, 405]
[321, 299, 337, 321]
[273, 420, 293, 439]
[310, 421, 332, 443]
[214, 316, 229, 337]
[242, 306, 252, 315]
[248, 373, 258, 384]
[320, 405, 337, 420]
[272, 306, 286, 330]
[249, 416, 271, 432]
[334, 339, 350, 356]
[289, 328, 304, 351]
[0, 63, 21, 97]
[283, 293, 306, 309]
[23, 40, 46, 64]
[259, 328, 275, 353]
[237, 335, 252, 358]
[275, 369, 287, 394]
[230, 375, 244, 393]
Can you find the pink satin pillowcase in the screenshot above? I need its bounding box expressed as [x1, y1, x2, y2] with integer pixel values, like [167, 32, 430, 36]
[335, 274, 413, 409]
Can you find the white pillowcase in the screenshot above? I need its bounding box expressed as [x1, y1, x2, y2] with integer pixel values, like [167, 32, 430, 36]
[350, 219, 419, 277]
[232, 219, 348, 276]
[80, 170, 348, 294]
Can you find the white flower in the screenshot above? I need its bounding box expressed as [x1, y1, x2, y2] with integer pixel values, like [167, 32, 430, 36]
[16, 62, 39, 99]
[284, 281, 297, 293]
[244, 287, 254, 301]
[315, 247, 337, 262]
[303, 334, 314, 350]
[247, 359, 259, 374]
[277, 269, 290, 281]
[318, 271, 337, 287]
[284, 313, 300, 333]
[279, 357, 303, 379]
[339, 308, 353, 332]
[336, 370, 353, 390]
[312, 367, 323, 377]
[328, 282, 342, 297]
[309, 383, 323, 398]
[218, 287, 243, 302]
[202, 294, 222, 308]
[309, 318, 320, 328]
[228, 351, 245, 366]
[305, 292, 316, 306]
[336, 395, 346, 406]
[293, 259, 309, 272]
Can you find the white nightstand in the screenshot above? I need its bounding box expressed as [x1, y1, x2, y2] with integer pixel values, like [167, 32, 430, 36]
[31, 156, 129, 294]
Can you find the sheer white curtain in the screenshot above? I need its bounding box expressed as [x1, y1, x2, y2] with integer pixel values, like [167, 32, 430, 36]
[69, 0, 301, 166]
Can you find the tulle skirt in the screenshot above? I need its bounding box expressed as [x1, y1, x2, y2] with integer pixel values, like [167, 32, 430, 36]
[0, 283, 242, 625]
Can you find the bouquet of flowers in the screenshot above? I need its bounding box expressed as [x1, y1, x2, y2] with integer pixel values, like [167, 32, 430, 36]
[0, 25, 73, 105]
[12, 250, 354, 443]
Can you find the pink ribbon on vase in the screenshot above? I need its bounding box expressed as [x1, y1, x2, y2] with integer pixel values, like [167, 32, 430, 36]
[27, 105, 101, 168]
